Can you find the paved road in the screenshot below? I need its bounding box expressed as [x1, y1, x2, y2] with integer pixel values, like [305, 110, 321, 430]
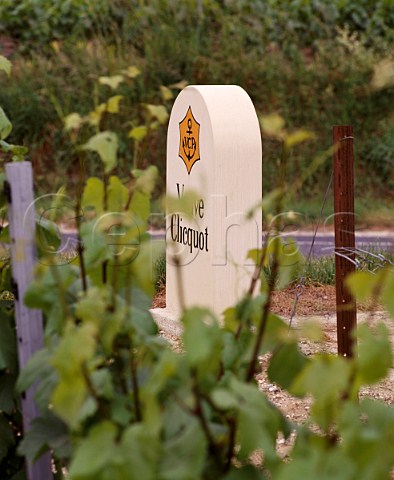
[283, 230, 394, 257]
[60, 230, 394, 258]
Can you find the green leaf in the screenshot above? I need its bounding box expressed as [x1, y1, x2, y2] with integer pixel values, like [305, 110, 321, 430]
[24, 264, 78, 315]
[64, 112, 83, 131]
[35, 214, 61, 254]
[160, 418, 206, 480]
[223, 307, 239, 333]
[284, 129, 315, 148]
[265, 236, 303, 290]
[0, 107, 12, 140]
[75, 286, 107, 326]
[247, 248, 263, 266]
[166, 189, 201, 220]
[291, 354, 352, 430]
[259, 113, 285, 138]
[90, 369, 114, 400]
[160, 85, 173, 101]
[106, 95, 124, 113]
[18, 411, 70, 462]
[169, 80, 188, 90]
[108, 175, 128, 212]
[356, 323, 392, 385]
[339, 400, 394, 479]
[346, 271, 379, 302]
[68, 422, 117, 478]
[82, 131, 118, 173]
[118, 424, 161, 479]
[211, 388, 239, 410]
[268, 343, 308, 390]
[128, 125, 148, 142]
[134, 165, 158, 195]
[261, 313, 290, 354]
[51, 323, 97, 428]
[182, 308, 222, 370]
[17, 348, 53, 393]
[98, 75, 124, 90]
[145, 104, 168, 124]
[276, 448, 356, 480]
[381, 268, 394, 317]
[88, 103, 107, 127]
[79, 222, 110, 271]
[122, 65, 141, 78]
[82, 177, 104, 213]
[230, 378, 287, 462]
[0, 140, 28, 161]
[0, 55, 11, 76]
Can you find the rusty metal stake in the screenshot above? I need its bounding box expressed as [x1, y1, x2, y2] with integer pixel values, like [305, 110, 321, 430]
[333, 126, 357, 358]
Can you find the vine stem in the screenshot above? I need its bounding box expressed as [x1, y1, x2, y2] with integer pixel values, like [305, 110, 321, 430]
[130, 347, 142, 421]
[191, 371, 222, 468]
[245, 142, 287, 382]
[124, 263, 142, 421]
[82, 363, 108, 418]
[76, 155, 87, 293]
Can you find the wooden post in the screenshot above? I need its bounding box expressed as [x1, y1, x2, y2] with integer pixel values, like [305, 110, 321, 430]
[333, 126, 357, 358]
[5, 162, 53, 480]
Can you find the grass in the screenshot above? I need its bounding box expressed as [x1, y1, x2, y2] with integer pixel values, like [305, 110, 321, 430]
[155, 247, 394, 294]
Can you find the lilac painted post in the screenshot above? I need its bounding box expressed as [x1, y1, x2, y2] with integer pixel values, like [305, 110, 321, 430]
[6, 162, 53, 480]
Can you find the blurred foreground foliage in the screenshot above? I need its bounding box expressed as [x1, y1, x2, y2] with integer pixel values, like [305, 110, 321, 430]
[0, 68, 393, 477]
[0, 0, 393, 217]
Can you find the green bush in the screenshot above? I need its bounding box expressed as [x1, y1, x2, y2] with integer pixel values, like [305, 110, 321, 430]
[0, 0, 110, 46]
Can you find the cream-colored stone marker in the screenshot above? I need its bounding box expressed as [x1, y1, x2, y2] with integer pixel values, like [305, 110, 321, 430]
[152, 85, 262, 331]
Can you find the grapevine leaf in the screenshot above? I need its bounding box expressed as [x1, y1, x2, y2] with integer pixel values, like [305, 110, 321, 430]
[98, 75, 124, 90]
[82, 131, 118, 173]
[381, 268, 394, 317]
[82, 177, 104, 214]
[182, 308, 222, 371]
[64, 113, 83, 131]
[145, 104, 168, 124]
[119, 424, 161, 479]
[291, 354, 352, 430]
[356, 323, 392, 385]
[18, 411, 70, 462]
[108, 175, 128, 212]
[122, 65, 141, 78]
[259, 114, 285, 138]
[346, 271, 379, 302]
[0, 55, 11, 76]
[160, 85, 173, 101]
[51, 323, 97, 428]
[128, 125, 148, 142]
[106, 95, 124, 113]
[268, 342, 308, 390]
[159, 418, 206, 480]
[0, 107, 12, 140]
[17, 348, 53, 392]
[230, 378, 287, 463]
[285, 129, 315, 148]
[68, 422, 117, 478]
